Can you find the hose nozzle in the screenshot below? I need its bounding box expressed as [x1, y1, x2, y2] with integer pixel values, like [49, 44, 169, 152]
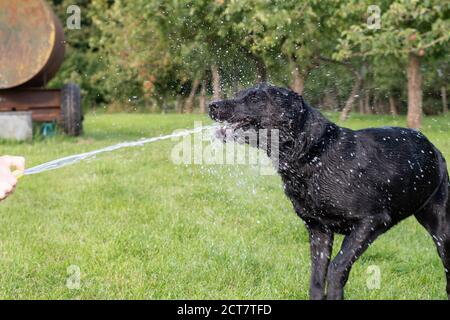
[12, 170, 24, 179]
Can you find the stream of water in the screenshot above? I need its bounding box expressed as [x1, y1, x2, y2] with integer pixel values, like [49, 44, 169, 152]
[23, 125, 213, 176]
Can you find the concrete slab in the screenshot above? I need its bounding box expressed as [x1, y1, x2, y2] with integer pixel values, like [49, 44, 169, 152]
[0, 112, 33, 141]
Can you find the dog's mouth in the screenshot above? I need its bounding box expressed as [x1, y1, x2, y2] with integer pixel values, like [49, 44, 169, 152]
[214, 120, 257, 141]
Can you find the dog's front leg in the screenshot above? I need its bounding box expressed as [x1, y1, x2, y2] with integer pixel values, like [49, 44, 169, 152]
[308, 225, 334, 300]
[326, 220, 387, 300]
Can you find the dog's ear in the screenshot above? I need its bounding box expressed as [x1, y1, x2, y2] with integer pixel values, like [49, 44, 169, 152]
[264, 86, 304, 119]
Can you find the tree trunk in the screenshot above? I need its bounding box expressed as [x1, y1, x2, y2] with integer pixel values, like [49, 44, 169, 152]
[340, 70, 362, 121]
[317, 56, 361, 119]
[388, 96, 398, 116]
[211, 64, 221, 101]
[323, 90, 338, 110]
[441, 86, 448, 114]
[358, 65, 367, 114]
[364, 92, 372, 114]
[199, 80, 207, 114]
[150, 101, 158, 113]
[231, 68, 240, 94]
[406, 53, 423, 128]
[239, 46, 267, 83]
[175, 95, 183, 113]
[378, 98, 388, 114]
[254, 55, 267, 82]
[334, 84, 341, 109]
[290, 58, 306, 94]
[358, 95, 365, 114]
[184, 78, 200, 113]
[373, 95, 379, 114]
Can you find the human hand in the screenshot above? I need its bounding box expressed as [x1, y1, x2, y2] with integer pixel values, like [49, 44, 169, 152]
[0, 156, 25, 201]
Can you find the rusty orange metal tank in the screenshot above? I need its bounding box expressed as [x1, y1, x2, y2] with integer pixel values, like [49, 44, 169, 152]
[0, 0, 65, 89]
[0, 1, 82, 136]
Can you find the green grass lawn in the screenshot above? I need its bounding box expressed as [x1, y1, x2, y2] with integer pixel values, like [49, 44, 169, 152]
[0, 112, 449, 299]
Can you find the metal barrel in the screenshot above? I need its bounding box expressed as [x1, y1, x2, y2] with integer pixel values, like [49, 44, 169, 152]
[0, 0, 65, 89]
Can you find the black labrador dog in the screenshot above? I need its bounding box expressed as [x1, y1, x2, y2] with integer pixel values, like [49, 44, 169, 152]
[209, 83, 450, 300]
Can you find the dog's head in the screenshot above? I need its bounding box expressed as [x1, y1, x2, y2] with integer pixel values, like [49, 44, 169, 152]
[209, 83, 305, 141]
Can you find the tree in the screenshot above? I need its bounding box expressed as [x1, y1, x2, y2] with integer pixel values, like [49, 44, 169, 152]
[425, 52, 450, 115]
[49, 0, 448, 118]
[90, 0, 172, 109]
[50, 0, 104, 109]
[336, 0, 450, 128]
[226, 0, 323, 93]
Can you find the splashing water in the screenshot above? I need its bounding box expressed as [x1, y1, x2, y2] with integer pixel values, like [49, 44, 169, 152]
[24, 125, 214, 176]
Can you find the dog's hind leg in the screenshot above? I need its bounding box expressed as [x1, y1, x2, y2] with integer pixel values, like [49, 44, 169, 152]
[325, 219, 388, 300]
[307, 225, 334, 300]
[414, 176, 450, 299]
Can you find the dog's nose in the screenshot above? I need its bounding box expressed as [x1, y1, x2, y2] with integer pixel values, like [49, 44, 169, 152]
[209, 101, 222, 112]
[209, 102, 218, 111]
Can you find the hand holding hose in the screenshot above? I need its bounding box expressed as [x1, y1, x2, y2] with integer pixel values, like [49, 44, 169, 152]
[0, 156, 25, 201]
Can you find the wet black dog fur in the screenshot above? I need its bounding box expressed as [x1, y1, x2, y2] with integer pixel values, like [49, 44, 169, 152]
[209, 83, 450, 300]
